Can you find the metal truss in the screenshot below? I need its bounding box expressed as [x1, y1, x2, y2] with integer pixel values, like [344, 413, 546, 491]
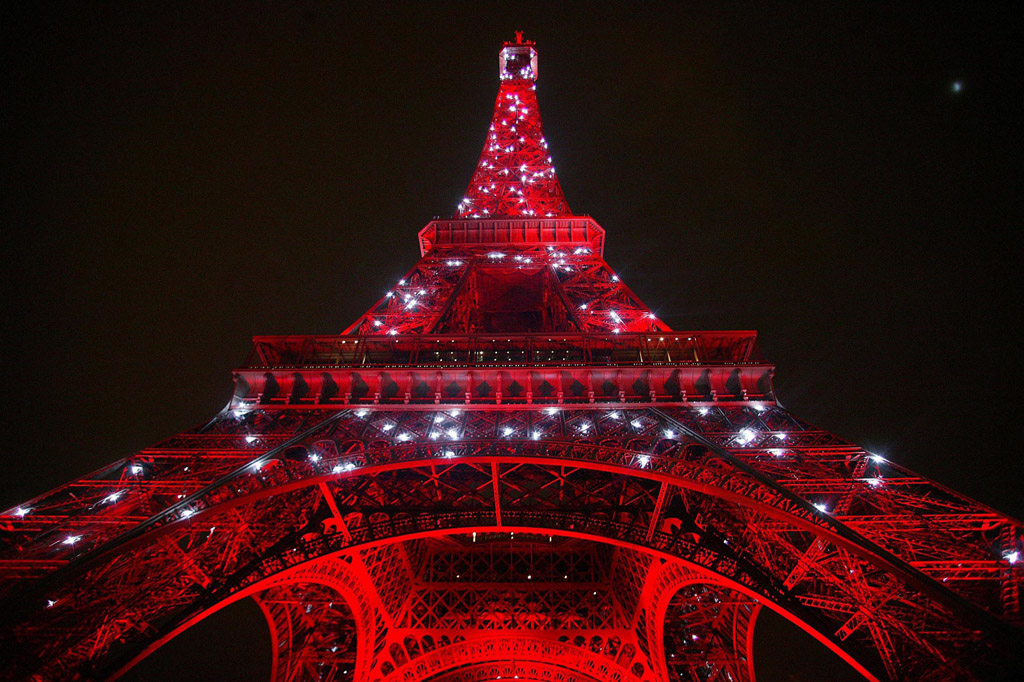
[659, 582, 758, 682]
[454, 35, 570, 219]
[256, 581, 358, 682]
[340, 244, 672, 338]
[2, 403, 1020, 681]
[1, 35, 1022, 682]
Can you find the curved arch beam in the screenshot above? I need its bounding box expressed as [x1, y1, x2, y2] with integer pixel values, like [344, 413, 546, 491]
[7, 443, 1012, 681]
[381, 633, 640, 682]
[107, 523, 876, 681]
[75, 440, 994, 628]
[110, 557, 374, 681]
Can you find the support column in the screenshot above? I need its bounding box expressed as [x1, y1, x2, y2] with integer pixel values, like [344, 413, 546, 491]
[255, 581, 359, 682]
[661, 582, 760, 682]
[644, 561, 761, 682]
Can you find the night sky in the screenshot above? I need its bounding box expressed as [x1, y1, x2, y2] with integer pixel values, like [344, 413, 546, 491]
[2, 3, 1021, 680]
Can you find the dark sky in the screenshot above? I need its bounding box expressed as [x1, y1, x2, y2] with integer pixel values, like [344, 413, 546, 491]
[2, 3, 1021, 680]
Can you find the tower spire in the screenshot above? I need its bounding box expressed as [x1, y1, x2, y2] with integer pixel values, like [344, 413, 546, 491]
[455, 36, 571, 219]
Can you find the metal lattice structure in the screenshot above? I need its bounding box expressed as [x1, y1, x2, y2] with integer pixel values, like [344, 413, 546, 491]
[1, 35, 1021, 682]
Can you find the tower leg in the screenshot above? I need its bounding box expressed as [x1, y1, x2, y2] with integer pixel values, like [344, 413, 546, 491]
[255, 581, 358, 682]
[644, 561, 761, 682]
[660, 582, 760, 682]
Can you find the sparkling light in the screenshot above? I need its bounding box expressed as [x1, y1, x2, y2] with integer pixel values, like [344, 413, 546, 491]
[737, 428, 756, 445]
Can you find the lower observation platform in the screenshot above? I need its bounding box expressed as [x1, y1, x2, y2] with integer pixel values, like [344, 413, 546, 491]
[235, 331, 773, 406]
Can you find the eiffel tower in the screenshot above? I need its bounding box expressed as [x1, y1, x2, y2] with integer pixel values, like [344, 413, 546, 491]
[1, 34, 1021, 682]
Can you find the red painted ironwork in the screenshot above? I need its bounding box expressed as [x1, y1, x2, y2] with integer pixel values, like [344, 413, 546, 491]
[1, 36, 1021, 682]
[455, 34, 570, 219]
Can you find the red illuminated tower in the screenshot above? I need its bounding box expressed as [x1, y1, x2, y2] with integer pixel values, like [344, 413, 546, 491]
[1, 35, 1021, 682]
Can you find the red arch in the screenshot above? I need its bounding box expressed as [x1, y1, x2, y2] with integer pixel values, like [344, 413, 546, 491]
[381, 633, 634, 682]
[114, 448, 952, 610]
[111, 558, 372, 681]
[108, 528, 879, 682]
